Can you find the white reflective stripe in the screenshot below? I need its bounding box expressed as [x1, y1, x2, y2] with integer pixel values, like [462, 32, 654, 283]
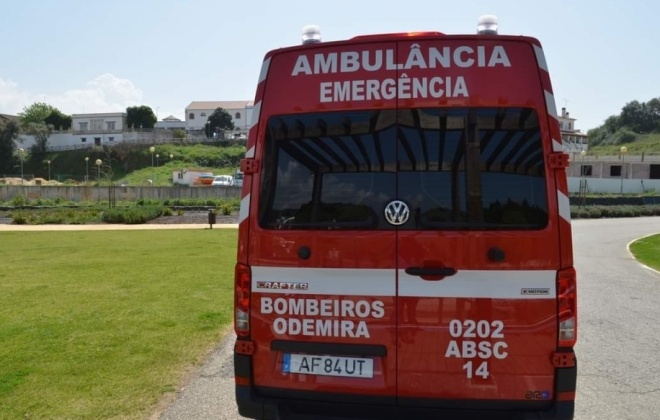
[258, 57, 271, 84]
[239, 194, 250, 223]
[398, 270, 556, 299]
[249, 101, 261, 130]
[544, 90, 558, 119]
[251, 267, 556, 299]
[245, 145, 255, 158]
[557, 191, 571, 223]
[534, 45, 548, 72]
[553, 138, 563, 152]
[252, 267, 395, 296]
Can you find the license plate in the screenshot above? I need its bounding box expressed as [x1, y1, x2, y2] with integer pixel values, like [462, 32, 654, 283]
[282, 354, 374, 378]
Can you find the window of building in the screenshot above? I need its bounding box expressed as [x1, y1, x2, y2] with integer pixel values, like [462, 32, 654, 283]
[569, 123, 573, 130]
[81, 137, 87, 143]
[107, 121, 116, 130]
[580, 165, 592, 176]
[79, 122, 88, 131]
[94, 137, 101, 146]
[108, 136, 114, 142]
[201, 112, 206, 117]
[610, 165, 622, 177]
[178, 172, 183, 179]
[189, 113, 195, 120]
[91, 119, 103, 130]
[650, 165, 660, 179]
[236, 112, 241, 119]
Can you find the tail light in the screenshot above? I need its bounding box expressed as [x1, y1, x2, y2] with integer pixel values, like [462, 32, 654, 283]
[235, 263, 251, 337]
[557, 267, 577, 347]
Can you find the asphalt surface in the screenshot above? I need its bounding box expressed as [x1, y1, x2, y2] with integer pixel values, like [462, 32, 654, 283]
[4, 218, 660, 419]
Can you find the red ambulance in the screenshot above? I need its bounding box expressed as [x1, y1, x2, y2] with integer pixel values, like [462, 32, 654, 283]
[234, 16, 577, 420]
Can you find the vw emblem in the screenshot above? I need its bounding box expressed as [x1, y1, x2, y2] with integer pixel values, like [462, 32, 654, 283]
[384, 200, 410, 226]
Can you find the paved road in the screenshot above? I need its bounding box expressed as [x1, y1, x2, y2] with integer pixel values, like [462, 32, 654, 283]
[155, 217, 660, 420]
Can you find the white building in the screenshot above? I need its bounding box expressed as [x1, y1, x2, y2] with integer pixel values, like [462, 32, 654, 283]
[156, 115, 186, 130]
[70, 112, 127, 147]
[185, 101, 254, 135]
[558, 107, 588, 152]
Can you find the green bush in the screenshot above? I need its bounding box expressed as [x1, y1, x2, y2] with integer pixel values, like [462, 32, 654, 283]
[101, 206, 164, 224]
[11, 194, 26, 206]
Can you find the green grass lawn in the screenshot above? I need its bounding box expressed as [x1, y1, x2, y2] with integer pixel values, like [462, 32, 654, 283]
[630, 234, 660, 271]
[0, 229, 237, 419]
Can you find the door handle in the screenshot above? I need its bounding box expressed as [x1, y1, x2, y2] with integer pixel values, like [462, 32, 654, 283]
[405, 267, 457, 277]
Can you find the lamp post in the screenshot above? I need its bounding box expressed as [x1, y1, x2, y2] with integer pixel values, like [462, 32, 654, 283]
[18, 148, 25, 184]
[95, 159, 102, 202]
[156, 154, 159, 166]
[46, 160, 51, 181]
[620, 146, 628, 194]
[169, 153, 174, 162]
[580, 150, 586, 177]
[149, 146, 155, 167]
[95, 159, 102, 182]
[206, 122, 210, 139]
[85, 156, 89, 182]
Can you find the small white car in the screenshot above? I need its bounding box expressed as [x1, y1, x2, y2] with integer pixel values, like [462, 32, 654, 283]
[211, 175, 233, 186]
[231, 170, 244, 187]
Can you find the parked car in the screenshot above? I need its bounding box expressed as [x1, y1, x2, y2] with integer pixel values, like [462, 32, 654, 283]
[231, 170, 244, 187]
[212, 175, 233, 186]
[195, 174, 215, 186]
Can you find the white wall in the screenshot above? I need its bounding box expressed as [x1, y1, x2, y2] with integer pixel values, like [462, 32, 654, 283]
[568, 177, 660, 194]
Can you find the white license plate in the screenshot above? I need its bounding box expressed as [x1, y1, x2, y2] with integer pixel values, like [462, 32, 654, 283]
[282, 354, 374, 378]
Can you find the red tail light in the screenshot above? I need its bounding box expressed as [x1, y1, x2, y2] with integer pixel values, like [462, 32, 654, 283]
[234, 263, 251, 337]
[557, 267, 577, 347]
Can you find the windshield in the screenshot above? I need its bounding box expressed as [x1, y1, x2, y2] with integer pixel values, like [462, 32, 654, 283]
[259, 108, 548, 230]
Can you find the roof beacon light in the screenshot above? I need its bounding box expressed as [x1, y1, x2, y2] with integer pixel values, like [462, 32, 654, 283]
[302, 25, 321, 44]
[477, 15, 498, 35]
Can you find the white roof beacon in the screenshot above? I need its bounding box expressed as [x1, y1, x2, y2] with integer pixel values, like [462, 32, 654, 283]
[477, 15, 499, 35]
[302, 25, 322, 44]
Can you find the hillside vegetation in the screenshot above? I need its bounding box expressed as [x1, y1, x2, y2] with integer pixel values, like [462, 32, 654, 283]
[587, 97, 660, 155]
[586, 132, 660, 156]
[17, 142, 245, 186]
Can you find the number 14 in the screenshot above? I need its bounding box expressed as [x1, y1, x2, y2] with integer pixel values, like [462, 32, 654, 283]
[462, 361, 489, 379]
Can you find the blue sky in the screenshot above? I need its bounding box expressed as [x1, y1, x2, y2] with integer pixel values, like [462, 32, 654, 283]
[0, 0, 658, 131]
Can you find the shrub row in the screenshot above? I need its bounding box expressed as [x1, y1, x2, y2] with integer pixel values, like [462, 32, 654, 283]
[100, 206, 165, 224]
[571, 205, 660, 219]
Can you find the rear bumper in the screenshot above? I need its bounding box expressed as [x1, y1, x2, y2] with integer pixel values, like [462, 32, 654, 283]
[235, 351, 577, 420]
[236, 384, 574, 420]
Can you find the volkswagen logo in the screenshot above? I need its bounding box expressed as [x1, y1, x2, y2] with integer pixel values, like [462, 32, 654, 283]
[384, 200, 410, 226]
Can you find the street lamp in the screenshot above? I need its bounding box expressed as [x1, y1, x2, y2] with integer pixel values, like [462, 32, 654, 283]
[169, 153, 174, 161]
[156, 154, 159, 166]
[95, 159, 102, 202]
[619, 146, 628, 194]
[580, 150, 586, 177]
[85, 157, 89, 182]
[206, 122, 211, 139]
[149, 146, 155, 167]
[18, 148, 25, 184]
[46, 160, 51, 181]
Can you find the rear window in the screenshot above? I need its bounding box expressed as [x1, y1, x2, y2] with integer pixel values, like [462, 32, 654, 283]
[259, 108, 548, 230]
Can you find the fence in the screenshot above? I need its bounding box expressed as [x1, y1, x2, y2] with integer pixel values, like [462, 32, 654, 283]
[1, 185, 240, 202]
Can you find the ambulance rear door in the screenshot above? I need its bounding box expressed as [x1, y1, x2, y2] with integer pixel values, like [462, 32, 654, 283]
[394, 105, 560, 407]
[247, 106, 401, 402]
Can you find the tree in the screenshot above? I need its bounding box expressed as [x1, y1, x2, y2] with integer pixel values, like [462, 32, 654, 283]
[19, 102, 56, 127]
[126, 106, 157, 129]
[0, 120, 20, 173]
[28, 122, 53, 153]
[44, 109, 72, 131]
[207, 108, 235, 138]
